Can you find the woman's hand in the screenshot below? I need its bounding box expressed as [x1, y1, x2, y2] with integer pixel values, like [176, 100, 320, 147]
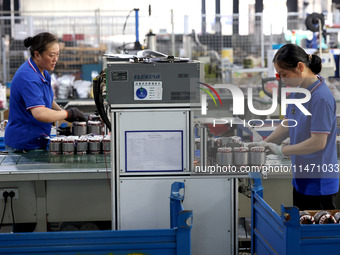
[65, 108, 87, 122]
[262, 142, 284, 156]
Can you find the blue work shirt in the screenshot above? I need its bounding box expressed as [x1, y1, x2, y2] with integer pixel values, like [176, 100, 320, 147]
[5, 58, 54, 150]
[285, 77, 339, 195]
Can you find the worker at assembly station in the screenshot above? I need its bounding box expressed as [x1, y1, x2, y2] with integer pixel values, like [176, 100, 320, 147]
[250, 44, 338, 210]
[4, 32, 86, 152]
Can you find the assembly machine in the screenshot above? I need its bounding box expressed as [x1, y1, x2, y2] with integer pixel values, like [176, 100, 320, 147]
[91, 54, 240, 254]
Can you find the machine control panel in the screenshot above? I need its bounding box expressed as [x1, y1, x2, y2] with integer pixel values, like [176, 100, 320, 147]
[106, 61, 202, 107]
[134, 81, 163, 100]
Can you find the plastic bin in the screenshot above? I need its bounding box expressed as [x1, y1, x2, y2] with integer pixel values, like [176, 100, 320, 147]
[250, 172, 340, 255]
[0, 182, 192, 255]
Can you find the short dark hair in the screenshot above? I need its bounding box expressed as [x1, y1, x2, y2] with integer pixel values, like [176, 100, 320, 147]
[273, 44, 322, 75]
[23, 32, 58, 57]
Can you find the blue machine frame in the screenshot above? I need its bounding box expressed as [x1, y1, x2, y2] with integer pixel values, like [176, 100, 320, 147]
[0, 182, 192, 255]
[251, 172, 340, 255]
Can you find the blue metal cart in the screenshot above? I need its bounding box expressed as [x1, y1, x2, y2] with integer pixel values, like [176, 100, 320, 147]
[0, 182, 192, 255]
[251, 172, 340, 255]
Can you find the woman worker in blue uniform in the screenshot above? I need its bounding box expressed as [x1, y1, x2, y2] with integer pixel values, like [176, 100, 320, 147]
[5, 32, 86, 151]
[261, 44, 338, 210]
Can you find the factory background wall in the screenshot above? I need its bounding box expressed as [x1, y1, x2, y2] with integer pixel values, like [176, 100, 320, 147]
[17, 0, 332, 35]
[1, 0, 340, 85]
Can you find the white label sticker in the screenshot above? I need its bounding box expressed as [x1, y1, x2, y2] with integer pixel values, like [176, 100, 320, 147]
[134, 81, 163, 100]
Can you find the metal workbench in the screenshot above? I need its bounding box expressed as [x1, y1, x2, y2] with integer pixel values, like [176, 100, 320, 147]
[0, 150, 111, 179]
[0, 151, 112, 232]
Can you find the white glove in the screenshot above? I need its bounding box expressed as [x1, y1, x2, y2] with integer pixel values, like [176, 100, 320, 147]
[263, 142, 283, 156]
[246, 141, 265, 149]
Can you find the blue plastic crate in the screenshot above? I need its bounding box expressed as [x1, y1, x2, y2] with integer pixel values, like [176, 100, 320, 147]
[250, 172, 340, 255]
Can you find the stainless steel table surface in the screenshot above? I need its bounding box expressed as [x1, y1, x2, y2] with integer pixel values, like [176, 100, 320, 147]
[0, 150, 111, 181]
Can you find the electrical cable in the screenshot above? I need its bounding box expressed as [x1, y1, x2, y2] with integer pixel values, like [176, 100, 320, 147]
[122, 9, 134, 36]
[93, 72, 111, 130]
[122, 9, 135, 51]
[93, 72, 111, 131]
[0, 193, 8, 230]
[8, 191, 15, 232]
[9, 195, 15, 225]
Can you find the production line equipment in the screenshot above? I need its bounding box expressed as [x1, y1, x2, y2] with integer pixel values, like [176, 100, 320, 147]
[103, 59, 202, 181]
[93, 54, 238, 255]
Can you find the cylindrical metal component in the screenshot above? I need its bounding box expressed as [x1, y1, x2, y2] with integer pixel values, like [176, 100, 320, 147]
[299, 211, 315, 224]
[216, 147, 233, 166]
[102, 135, 111, 154]
[76, 136, 88, 155]
[49, 137, 61, 154]
[89, 136, 102, 154]
[250, 146, 266, 166]
[227, 136, 243, 148]
[61, 136, 77, 155]
[233, 147, 249, 166]
[88, 121, 102, 135]
[146, 31, 157, 51]
[88, 114, 101, 121]
[334, 212, 340, 223]
[72, 121, 87, 136]
[314, 211, 336, 224]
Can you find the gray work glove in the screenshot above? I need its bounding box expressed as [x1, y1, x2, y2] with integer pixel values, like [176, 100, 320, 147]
[65, 108, 87, 122]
